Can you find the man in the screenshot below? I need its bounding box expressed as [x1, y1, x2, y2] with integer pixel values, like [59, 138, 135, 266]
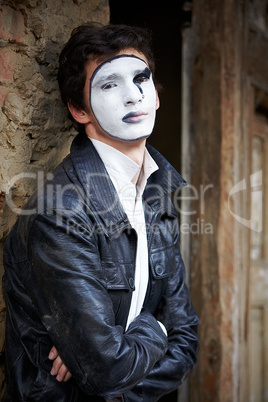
[3, 23, 199, 401]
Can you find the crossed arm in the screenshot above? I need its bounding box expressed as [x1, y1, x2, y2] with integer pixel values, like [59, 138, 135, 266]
[28, 211, 198, 399]
[27, 212, 169, 398]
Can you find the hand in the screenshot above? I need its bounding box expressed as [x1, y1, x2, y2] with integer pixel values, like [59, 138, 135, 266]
[48, 345, 72, 382]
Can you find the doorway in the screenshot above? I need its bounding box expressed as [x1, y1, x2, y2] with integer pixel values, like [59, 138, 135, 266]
[109, 2, 185, 401]
[109, 0, 184, 172]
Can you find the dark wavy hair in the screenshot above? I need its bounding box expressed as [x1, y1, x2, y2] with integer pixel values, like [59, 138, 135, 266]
[57, 22, 156, 112]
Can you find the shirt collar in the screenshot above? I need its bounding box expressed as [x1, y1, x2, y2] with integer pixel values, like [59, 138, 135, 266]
[89, 137, 158, 196]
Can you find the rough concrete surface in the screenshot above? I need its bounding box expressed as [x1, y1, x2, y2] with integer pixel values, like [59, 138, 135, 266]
[0, 0, 109, 394]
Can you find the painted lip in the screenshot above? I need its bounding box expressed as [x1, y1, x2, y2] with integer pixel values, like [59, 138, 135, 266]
[122, 111, 148, 123]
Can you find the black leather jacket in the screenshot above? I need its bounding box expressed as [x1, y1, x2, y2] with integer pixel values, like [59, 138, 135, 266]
[3, 133, 199, 401]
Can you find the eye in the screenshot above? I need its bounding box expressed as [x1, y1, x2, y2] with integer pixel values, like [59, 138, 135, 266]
[101, 82, 117, 90]
[134, 68, 151, 85]
[134, 74, 149, 84]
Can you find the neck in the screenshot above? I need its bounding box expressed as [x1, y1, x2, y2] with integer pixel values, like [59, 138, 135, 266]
[85, 124, 147, 166]
[112, 138, 146, 166]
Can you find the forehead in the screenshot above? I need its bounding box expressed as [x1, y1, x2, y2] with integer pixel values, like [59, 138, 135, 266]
[91, 55, 149, 84]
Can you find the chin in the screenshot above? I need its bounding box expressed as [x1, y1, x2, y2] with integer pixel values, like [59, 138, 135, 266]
[108, 132, 152, 142]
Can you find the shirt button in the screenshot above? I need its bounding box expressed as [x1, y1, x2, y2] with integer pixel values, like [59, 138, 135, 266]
[155, 264, 164, 276]
[129, 277, 135, 289]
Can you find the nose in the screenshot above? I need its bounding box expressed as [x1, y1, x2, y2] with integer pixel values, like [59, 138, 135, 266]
[123, 82, 143, 106]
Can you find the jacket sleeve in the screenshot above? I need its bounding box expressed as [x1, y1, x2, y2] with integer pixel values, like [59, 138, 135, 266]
[25, 209, 168, 400]
[123, 223, 200, 402]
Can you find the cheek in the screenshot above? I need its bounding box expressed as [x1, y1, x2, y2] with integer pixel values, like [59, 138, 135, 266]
[91, 91, 110, 123]
[144, 86, 157, 109]
[92, 90, 120, 112]
[91, 91, 121, 131]
[91, 89, 103, 108]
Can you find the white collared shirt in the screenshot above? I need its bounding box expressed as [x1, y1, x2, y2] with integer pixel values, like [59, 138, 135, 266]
[90, 138, 158, 329]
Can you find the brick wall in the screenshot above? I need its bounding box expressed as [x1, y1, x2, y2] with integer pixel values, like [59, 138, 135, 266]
[0, 0, 109, 394]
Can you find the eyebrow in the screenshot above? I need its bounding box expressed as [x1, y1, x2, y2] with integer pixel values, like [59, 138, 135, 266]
[94, 73, 118, 84]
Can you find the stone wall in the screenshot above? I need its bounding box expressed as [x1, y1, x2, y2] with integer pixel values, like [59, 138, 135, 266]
[0, 0, 109, 394]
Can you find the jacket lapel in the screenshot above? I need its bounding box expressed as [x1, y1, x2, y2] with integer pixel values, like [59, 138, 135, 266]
[70, 133, 130, 238]
[70, 133, 186, 238]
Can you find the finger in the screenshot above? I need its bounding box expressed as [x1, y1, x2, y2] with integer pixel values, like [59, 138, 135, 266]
[48, 347, 72, 382]
[56, 364, 71, 382]
[63, 371, 72, 382]
[48, 345, 59, 360]
[50, 355, 64, 376]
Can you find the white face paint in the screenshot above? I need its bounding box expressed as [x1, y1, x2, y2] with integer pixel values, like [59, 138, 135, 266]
[90, 55, 157, 141]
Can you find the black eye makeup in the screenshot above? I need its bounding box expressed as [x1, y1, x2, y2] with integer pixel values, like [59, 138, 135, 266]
[134, 67, 151, 84]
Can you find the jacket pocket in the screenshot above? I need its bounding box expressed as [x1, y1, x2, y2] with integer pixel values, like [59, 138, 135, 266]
[102, 261, 133, 290]
[101, 261, 133, 326]
[150, 246, 176, 280]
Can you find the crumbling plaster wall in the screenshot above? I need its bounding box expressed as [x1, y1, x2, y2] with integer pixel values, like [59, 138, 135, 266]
[0, 0, 109, 393]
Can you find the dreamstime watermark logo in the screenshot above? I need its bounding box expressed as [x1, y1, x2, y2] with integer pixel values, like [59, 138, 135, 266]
[228, 170, 262, 232]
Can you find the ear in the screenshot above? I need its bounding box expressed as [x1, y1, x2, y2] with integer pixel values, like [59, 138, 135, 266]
[68, 101, 91, 124]
[155, 90, 160, 110]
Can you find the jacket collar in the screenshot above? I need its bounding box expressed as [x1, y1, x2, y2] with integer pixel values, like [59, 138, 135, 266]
[144, 143, 186, 211]
[70, 132, 186, 238]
